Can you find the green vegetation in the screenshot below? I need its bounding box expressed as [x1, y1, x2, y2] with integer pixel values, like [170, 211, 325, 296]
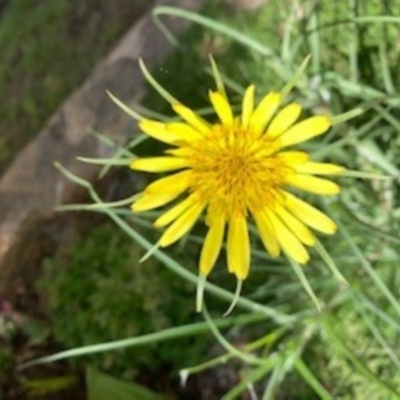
[40, 223, 208, 379]
[4, 0, 400, 398]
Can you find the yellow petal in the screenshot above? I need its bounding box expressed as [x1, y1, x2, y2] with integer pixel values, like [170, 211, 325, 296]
[131, 193, 178, 212]
[241, 85, 255, 127]
[199, 215, 225, 276]
[277, 151, 309, 164]
[154, 196, 193, 227]
[130, 157, 188, 172]
[139, 120, 177, 144]
[274, 206, 315, 246]
[279, 116, 331, 148]
[294, 162, 345, 175]
[145, 170, 191, 194]
[282, 191, 337, 234]
[159, 202, 205, 247]
[268, 103, 302, 138]
[265, 209, 309, 264]
[166, 122, 203, 142]
[249, 91, 281, 134]
[209, 90, 234, 125]
[227, 217, 250, 280]
[165, 147, 193, 158]
[172, 103, 211, 135]
[253, 211, 280, 258]
[285, 174, 340, 195]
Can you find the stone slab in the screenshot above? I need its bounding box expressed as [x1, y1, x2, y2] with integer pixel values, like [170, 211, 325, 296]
[0, 0, 203, 295]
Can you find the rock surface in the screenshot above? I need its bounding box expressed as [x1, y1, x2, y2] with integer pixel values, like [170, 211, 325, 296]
[0, 0, 203, 297]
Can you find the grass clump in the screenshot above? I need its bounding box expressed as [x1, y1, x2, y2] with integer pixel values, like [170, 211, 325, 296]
[40, 223, 206, 379]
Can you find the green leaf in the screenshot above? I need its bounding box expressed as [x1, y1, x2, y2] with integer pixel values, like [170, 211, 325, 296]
[87, 368, 167, 400]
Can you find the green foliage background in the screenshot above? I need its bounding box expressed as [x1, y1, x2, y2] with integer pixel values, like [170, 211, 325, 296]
[3, 0, 400, 398]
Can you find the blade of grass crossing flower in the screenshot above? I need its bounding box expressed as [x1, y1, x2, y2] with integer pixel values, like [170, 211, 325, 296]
[205, 68, 244, 95]
[138, 58, 179, 104]
[294, 358, 333, 400]
[153, 6, 274, 56]
[280, 54, 311, 100]
[288, 259, 322, 312]
[107, 91, 144, 120]
[209, 54, 226, 98]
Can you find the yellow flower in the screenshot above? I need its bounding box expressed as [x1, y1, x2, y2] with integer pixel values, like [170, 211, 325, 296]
[130, 81, 344, 283]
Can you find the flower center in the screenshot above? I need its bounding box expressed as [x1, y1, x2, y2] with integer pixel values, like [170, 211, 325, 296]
[187, 124, 289, 218]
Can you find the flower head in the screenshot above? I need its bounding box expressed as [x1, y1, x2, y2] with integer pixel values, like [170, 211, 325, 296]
[130, 67, 344, 284]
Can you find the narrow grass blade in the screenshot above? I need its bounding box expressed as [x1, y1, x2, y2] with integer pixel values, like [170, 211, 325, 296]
[280, 54, 311, 100]
[314, 240, 348, 286]
[294, 358, 333, 400]
[138, 58, 179, 105]
[107, 91, 143, 120]
[20, 313, 265, 369]
[202, 307, 263, 365]
[222, 360, 279, 400]
[76, 157, 130, 166]
[288, 259, 322, 312]
[331, 107, 363, 125]
[153, 6, 274, 56]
